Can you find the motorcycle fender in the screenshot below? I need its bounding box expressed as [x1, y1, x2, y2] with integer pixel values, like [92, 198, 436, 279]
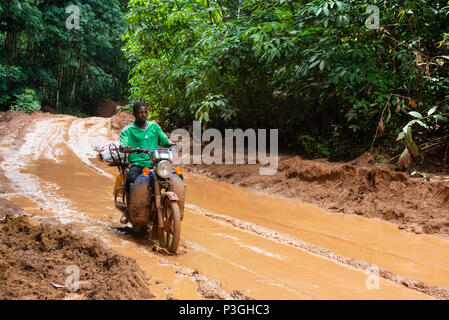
[163, 191, 179, 201]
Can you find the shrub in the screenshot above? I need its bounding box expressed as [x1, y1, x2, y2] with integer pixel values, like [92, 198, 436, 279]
[10, 89, 41, 113]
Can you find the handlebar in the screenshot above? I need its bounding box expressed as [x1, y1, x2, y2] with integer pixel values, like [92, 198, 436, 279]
[121, 145, 180, 154]
[131, 148, 150, 154]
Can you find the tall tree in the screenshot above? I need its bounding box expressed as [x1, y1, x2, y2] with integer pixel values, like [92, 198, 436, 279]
[0, 0, 130, 115]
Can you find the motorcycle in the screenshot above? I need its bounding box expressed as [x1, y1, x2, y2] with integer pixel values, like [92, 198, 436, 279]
[112, 146, 184, 253]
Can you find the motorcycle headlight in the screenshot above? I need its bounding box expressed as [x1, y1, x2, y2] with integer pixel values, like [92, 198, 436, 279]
[156, 160, 172, 178]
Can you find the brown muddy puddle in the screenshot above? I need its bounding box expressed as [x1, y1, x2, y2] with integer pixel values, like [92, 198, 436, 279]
[1, 115, 448, 299]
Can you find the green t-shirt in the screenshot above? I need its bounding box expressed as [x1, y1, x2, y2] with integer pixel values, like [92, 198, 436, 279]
[119, 120, 169, 168]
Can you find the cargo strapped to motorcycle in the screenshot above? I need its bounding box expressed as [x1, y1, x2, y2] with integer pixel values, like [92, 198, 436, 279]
[98, 142, 128, 172]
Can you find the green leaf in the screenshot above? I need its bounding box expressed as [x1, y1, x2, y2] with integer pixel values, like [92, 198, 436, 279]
[403, 122, 413, 136]
[427, 106, 437, 115]
[309, 60, 320, 68]
[319, 60, 325, 71]
[415, 120, 428, 129]
[408, 111, 423, 119]
[434, 114, 446, 121]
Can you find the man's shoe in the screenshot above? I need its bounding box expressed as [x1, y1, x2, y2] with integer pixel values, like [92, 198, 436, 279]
[120, 209, 129, 224]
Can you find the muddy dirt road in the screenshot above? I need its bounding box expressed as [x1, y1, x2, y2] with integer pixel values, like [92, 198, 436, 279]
[1, 112, 449, 299]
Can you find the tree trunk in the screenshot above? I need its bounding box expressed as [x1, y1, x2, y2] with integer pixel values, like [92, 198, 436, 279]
[71, 60, 79, 101]
[56, 65, 63, 110]
[26, 32, 33, 61]
[56, 47, 64, 110]
[6, 30, 18, 64]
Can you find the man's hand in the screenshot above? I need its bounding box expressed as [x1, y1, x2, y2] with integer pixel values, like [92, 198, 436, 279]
[165, 140, 178, 148]
[120, 145, 132, 153]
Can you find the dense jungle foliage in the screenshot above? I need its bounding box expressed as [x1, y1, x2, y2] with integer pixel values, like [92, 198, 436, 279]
[124, 0, 449, 165]
[0, 0, 129, 116]
[1, 1, 448, 165]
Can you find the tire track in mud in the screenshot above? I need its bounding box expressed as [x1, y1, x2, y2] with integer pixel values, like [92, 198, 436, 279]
[0, 116, 114, 227]
[0, 117, 85, 224]
[185, 203, 449, 300]
[158, 256, 253, 300]
[178, 239, 309, 299]
[67, 118, 115, 178]
[0, 114, 255, 300]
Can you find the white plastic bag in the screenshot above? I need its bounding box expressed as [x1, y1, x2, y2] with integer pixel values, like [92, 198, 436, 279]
[97, 142, 128, 166]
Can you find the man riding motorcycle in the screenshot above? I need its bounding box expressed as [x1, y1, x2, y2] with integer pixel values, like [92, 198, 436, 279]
[119, 102, 185, 224]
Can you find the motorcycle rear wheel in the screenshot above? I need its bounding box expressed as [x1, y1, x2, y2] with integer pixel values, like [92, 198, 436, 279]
[159, 199, 181, 253]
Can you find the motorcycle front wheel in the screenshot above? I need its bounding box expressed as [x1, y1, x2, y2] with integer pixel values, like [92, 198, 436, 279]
[159, 198, 181, 253]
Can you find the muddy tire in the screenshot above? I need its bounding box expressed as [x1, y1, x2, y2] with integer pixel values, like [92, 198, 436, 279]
[159, 199, 181, 253]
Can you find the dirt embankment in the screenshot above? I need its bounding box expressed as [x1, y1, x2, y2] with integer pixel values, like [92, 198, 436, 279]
[95, 99, 129, 118]
[186, 153, 449, 239]
[0, 198, 153, 300]
[110, 111, 134, 134]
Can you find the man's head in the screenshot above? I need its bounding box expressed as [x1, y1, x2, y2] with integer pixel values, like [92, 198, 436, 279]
[132, 102, 148, 126]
